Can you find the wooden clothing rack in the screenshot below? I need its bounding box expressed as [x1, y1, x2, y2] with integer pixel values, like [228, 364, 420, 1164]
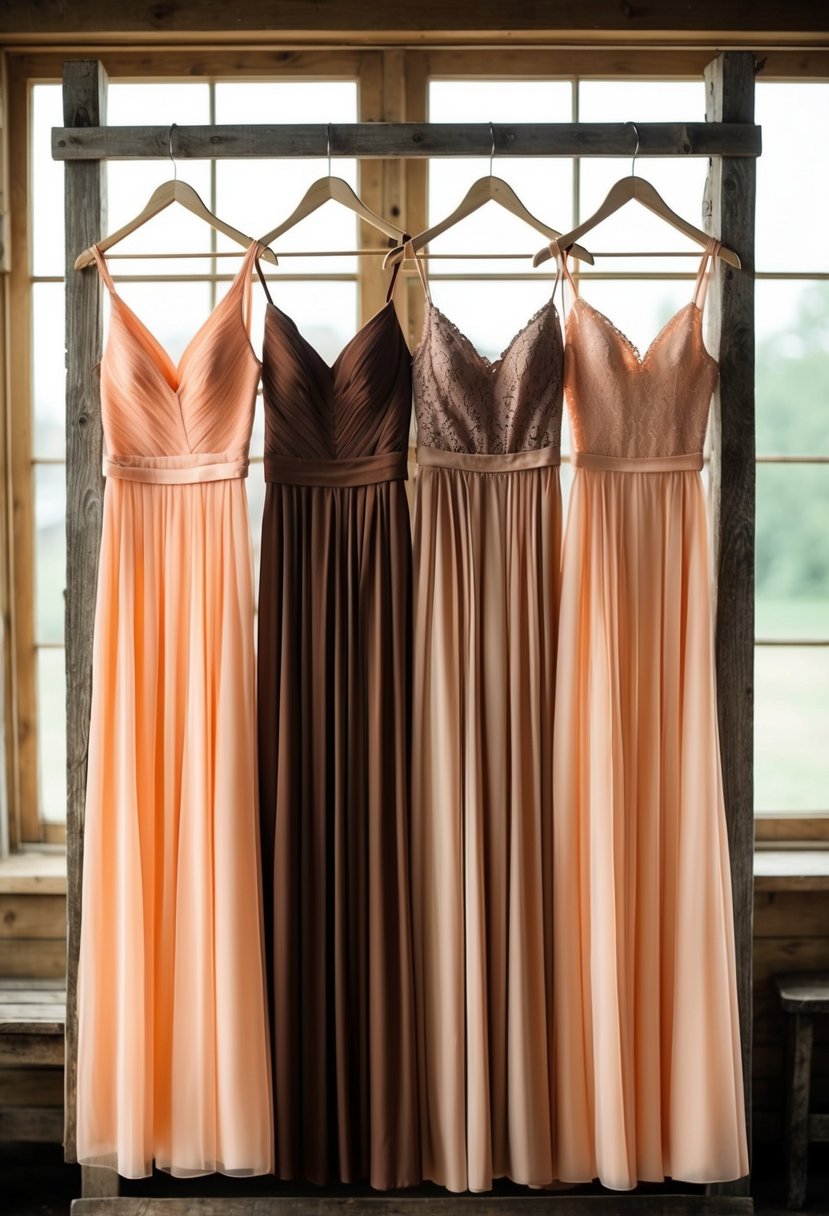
[54, 52, 760, 1215]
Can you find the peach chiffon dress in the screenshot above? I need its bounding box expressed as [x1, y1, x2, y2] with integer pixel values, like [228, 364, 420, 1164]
[410, 253, 562, 1192]
[552, 240, 748, 1190]
[76, 242, 273, 1179]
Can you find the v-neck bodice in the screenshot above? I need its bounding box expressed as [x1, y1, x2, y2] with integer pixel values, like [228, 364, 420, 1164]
[93, 242, 261, 484]
[258, 260, 412, 488]
[409, 249, 564, 458]
[556, 240, 720, 467]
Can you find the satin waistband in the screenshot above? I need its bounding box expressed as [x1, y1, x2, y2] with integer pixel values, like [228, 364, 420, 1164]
[416, 445, 561, 474]
[572, 451, 704, 473]
[104, 450, 249, 484]
[264, 451, 408, 488]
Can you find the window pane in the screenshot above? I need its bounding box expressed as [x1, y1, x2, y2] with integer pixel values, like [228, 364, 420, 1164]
[105, 84, 213, 270]
[756, 280, 829, 457]
[35, 464, 66, 646]
[417, 277, 559, 364]
[33, 283, 65, 459]
[32, 84, 65, 278]
[428, 82, 573, 276]
[37, 647, 67, 823]
[570, 277, 700, 362]
[756, 465, 829, 640]
[250, 280, 357, 368]
[755, 647, 829, 812]
[577, 82, 707, 275]
[110, 280, 212, 367]
[215, 82, 359, 275]
[756, 83, 829, 273]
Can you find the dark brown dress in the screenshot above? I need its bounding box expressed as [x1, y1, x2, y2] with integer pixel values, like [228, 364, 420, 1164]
[256, 260, 419, 1189]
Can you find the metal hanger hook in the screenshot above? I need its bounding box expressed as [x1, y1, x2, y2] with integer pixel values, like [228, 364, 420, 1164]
[628, 121, 640, 177]
[168, 122, 178, 183]
[326, 123, 332, 176]
[489, 121, 496, 176]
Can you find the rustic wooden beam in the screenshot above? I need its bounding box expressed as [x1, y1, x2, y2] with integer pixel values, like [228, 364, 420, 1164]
[51, 121, 762, 162]
[703, 50, 756, 1200]
[69, 1200, 756, 1216]
[2, 0, 828, 36]
[62, 56, 106, 1171]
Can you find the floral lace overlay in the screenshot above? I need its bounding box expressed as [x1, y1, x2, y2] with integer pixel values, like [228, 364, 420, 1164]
[565, 297, 720, 460]
[413, 299, 564, 455]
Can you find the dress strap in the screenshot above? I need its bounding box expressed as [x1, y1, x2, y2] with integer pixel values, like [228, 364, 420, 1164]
[548, 238, 579, 305]
[90, 245, 117, 294]
[385, 233, 411, 303]
[693, 238, 722, 311]
[238, 240, 262, 336]
[404, 239, 431, 302]
[254, 247, 275, 309]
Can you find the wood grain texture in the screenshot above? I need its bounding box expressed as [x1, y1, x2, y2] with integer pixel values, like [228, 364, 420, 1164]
[51, 122, 762, 162]
[67, 1201, 756, 1216]
[0, 937, 66, 978]
[0, 894, 66, 938]
[63, 57, 107, 1167]
[754, 892, 829, 938]
[0, 1065, 64, 1105]
[1, 0, 827, 35]
[0, 1103, 64, 1140]
[784, 1013, 813, 1209]
[0, 1033, 64, 1066]
[703, 52, 756, 1198]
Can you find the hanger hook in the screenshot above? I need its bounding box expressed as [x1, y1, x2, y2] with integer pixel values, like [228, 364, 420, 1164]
[169, 122, 178, 183]
[489, 121, 496, 176]
[326, 123, 332, 177]
[628, 121, 640, 177]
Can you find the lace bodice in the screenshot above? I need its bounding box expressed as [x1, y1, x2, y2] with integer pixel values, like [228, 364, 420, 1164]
[558, 242, 721, 462]
[412, 298, 564, 456]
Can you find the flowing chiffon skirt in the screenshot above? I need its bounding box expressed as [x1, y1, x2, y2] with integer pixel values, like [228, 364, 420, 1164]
[258, 477, 420, 1190]
[553, 467, 748, 1190]
[77, 477, 273, 1179]
[412, 463, 561, 1193]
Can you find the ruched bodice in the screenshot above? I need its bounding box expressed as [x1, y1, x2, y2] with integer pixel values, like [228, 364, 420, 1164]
[557, 241, 720, 467]
[256, 263, 420, 1189]
[261, 298, 411, 484]
[93, 242, 261, 482]
[413, 298, 564, 456]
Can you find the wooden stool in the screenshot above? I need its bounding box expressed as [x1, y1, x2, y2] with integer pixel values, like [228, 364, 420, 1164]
[775, 972, 829, 1209]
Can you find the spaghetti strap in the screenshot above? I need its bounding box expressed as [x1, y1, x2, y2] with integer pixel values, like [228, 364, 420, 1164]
[385, 234, 411, 304]
[238, 241, 262, 336]
[91, 245, 117, 294]
[404, 239, 431, 302]
[254, 251, 275, 308]
[692, 238, 721, 312]
[547, 238, 578, 319]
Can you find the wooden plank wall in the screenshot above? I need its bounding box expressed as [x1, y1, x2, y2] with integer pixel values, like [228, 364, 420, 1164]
[1, 886, 827, 1144]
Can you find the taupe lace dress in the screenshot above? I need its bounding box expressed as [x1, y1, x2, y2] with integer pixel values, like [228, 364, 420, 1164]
[410, 253, 563, 1192]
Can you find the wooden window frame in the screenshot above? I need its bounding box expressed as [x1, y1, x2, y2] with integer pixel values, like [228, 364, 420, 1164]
[2, 43, 828, 849]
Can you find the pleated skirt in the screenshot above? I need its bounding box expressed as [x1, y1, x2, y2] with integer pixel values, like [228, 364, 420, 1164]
[257, 478, 420, 1190]
[552, 468, 749, 1189]
[412, 462, 561, 1193]
[77, 478, 273, 1179]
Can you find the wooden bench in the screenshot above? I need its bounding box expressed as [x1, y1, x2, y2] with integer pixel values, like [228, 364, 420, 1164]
[775, 972, 829, 1209]
[0, 977, 66, 1143]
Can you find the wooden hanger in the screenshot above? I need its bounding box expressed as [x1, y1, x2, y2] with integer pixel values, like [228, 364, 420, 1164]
[532, 174, 740, 269]
[258, 175, 407, 246]
[75, 179, 278, 270]
[384, 174, 593, 267]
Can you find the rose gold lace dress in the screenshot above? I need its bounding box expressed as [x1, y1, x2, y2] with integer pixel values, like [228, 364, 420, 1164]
[552, 240, 748, 1190]
[77, 242, 273, 1179]
[410, 254, 562, 1193]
